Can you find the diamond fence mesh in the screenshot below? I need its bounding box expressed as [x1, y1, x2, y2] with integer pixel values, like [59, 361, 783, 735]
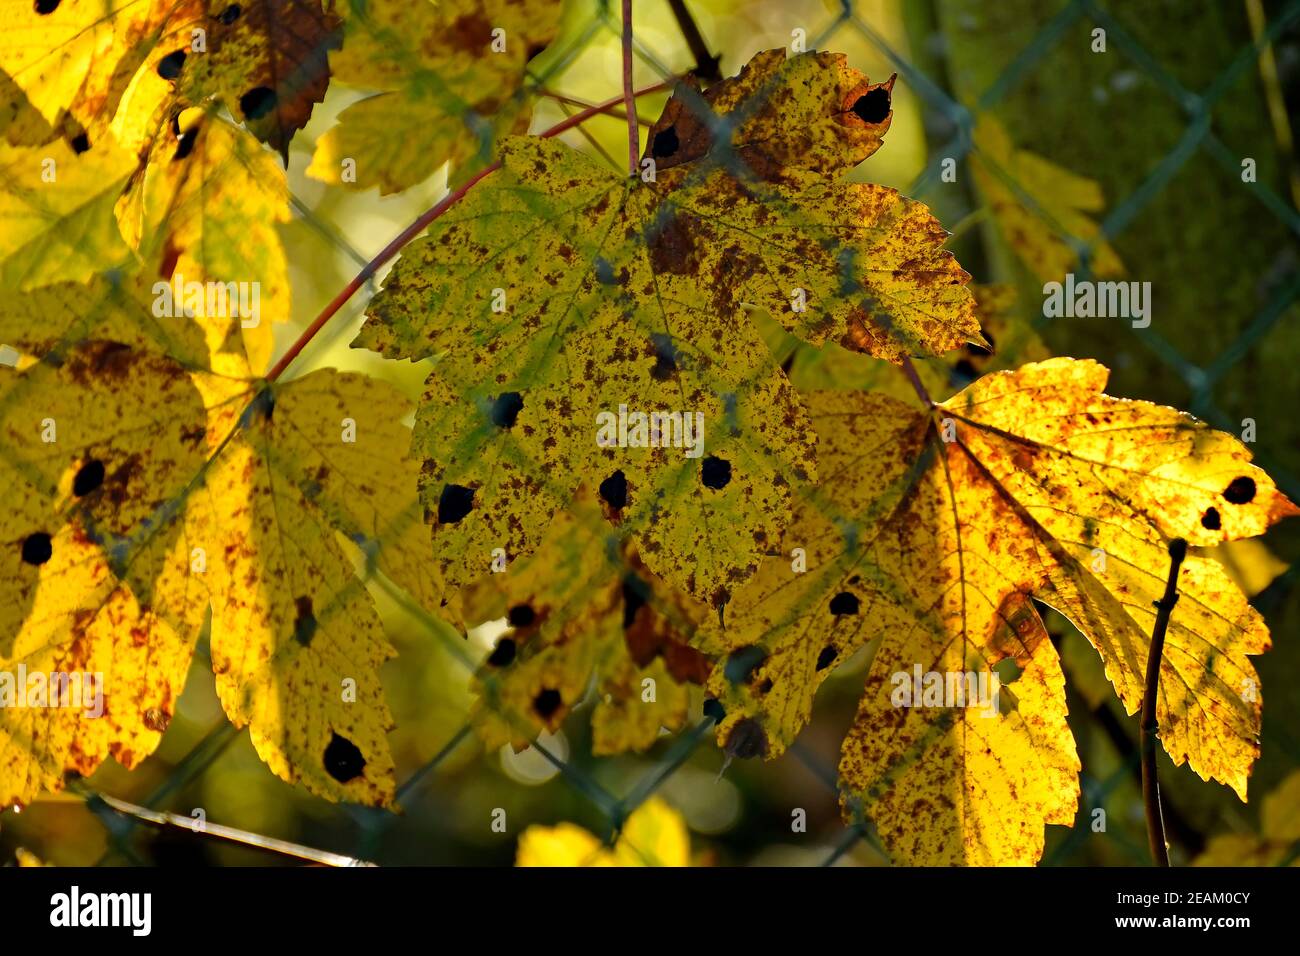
[10, 0, 1300, 867]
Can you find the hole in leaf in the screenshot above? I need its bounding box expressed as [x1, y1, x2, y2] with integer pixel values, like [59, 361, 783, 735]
[292, 596, 316, 647]
[488, 391, 523, 428]
[34, 0, 60, 14]
[69, 132, 90, 154]
[829, 591, 859, 615]
[816, 645, 837, 671]
[239, 86, 276, 121]
[652, 127, 679, 158]
[487, 638, 516, 667]
[703, 698, 726, 722]
[1201, 507, 1221, 530]
[217, 3, 242, 25]
[1224, 476, 1256, 505]
[323, 732, 365, 783]
[73, 459, 105, 496]
[21, 532, 52, 566]
[173, 132, 197, 161]
[851, 87, 891, 124]
[157, 49, 187, 80]
[437, 484, 475, 524]
[533, 688, 562, 719]
[599, 470, 628, 510]
[701, 456, 731, 489]
[507, 603, 535, 628]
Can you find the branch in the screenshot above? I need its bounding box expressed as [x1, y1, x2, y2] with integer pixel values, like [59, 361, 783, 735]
[899, 356, 936, 408]
[266, 78, 672, 383]
[89, 792, 376, 866]
[622, 0, 639, 174]
[1141, 537, 1187, 867]
[667, 0, 721, 81]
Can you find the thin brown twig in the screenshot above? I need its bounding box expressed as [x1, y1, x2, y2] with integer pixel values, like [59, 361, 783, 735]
[1141, 537, 1187, 867]
[266, 79, 672, 383]
[622, 0, 639, 174]
[899, 355, 935, 408]
[92, 793, 376, 866]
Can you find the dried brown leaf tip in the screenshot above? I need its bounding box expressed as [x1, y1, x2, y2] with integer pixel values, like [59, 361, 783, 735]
[643, 49, 895, 182]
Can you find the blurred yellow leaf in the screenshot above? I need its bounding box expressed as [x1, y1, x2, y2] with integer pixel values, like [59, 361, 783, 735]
[516, 797, 691, 866]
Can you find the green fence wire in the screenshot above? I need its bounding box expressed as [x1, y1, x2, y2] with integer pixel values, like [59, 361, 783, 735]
[37, 0, 1300, 868]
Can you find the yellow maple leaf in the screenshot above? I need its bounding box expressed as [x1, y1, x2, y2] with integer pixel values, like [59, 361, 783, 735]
[115, 110, 289, 377]
[309, 0, 563, 194]
[700, 358, 1296, 864]
[516, 797, 691, 867]
[0, 135, 136, 289]
[971, 117, 1124, 281]
[1193, 770, 1300, 866]
[189, 369, 441, 806]
[357, 50, 980, 607]
[464, 497, 711, 755]
[0, 342, 208, 808]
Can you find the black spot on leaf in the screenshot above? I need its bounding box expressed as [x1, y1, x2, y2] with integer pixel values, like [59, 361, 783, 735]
[701, 456, 731, 489]
[533, 688, 562, 719]
[239, 86, 276, 121]
[323, 733, 365, 783]
[34, 0, 60, 14]
[725, 717, 769, 759]
[487, 638, 516, 667]
[437, 484, 475, 524]
[217, 4, 242, 25]
[1223, 476, 1256, 505]
[816, 646, 837, 671]
[724, 645, 766, 685]
[621, 573, 647, 628]
[652, 127, 680, 158]
[292, 596, 316, 647]
[702, 698, 726, 722]
[21, 532, 52, 566]
[69, 132, 90, 154]
[829, 591, 860, 615]
[599, 470, 628, 510]
[73, 459, 105, 496]
[852, 87, 891, 124]
[488, 391, 524, 428]
[507, 603, 535, 628]
[1201, 507, 1221, 530]
[157, 49, 187, 80]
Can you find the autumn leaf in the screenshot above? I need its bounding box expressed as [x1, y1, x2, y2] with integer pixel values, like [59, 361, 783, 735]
[357, 49, 980, 605]
[515, 796, 691, 867]
[174, 0, 341, 160]
[759, 283, 1048, 403]
[1193, 770, 1300, 866]
[971, 117, 1124, 282]
[309, 0, 562, 194]
[0, 134, 136, 289]
[191, 369, 437, 806]
[0, 0, 184, 137]
[115, 109, 290, 377]
[0, 342, 209, 808]
[700, 358, 1296, 864]
[464, 496, 710, 755]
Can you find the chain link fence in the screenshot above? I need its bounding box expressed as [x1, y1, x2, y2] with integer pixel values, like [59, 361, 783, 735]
[13, 0, 1299, 867]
